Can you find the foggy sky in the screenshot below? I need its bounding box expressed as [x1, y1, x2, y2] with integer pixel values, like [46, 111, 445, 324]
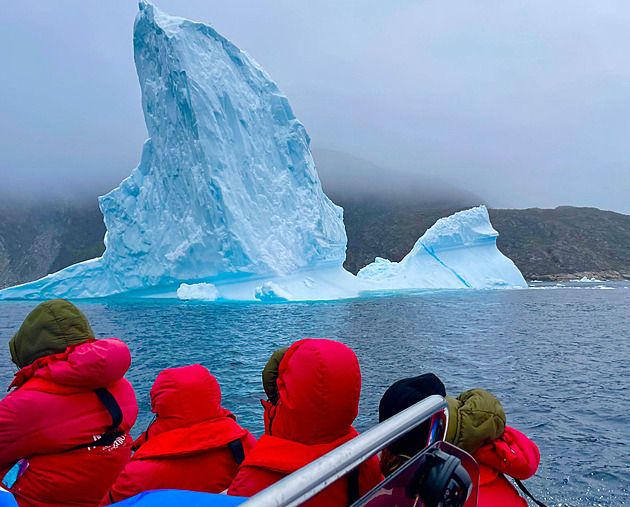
[1, 1, 629, 213]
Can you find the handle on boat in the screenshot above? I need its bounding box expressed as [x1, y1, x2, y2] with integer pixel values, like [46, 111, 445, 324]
[241, 394, 449, 507]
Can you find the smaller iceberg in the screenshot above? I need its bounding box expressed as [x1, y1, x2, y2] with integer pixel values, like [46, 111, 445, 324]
[176, 283, 218, 301]
[570, 276, 604, 283]
[358, 206, 526, 289]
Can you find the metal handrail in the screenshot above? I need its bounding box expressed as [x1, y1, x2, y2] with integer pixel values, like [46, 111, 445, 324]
[240, 395, 449, 507]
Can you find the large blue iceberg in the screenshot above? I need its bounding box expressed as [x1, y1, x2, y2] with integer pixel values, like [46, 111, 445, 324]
[0, 3, 526, 301]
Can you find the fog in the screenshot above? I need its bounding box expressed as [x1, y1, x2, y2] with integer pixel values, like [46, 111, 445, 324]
[0, 1, 628, 213]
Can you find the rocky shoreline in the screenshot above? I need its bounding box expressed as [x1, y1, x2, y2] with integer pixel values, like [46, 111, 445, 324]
[528, 271, 629, 282]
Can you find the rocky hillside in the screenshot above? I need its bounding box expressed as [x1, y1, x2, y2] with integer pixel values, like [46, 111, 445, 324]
[0, 200, 105, 289]
[1, 198, 629, 289]
[489, 207, 630, 280]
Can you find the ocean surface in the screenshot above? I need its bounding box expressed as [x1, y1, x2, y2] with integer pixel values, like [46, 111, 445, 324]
[1, 281, 628, 506]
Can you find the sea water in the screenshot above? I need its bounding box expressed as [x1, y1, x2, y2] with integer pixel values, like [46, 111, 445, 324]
[1, 282, 628, 506]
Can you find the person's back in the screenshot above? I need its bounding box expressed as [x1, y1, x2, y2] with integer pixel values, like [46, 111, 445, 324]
[379, 377, 542, 507]
[102, 364, 256, 504]
[446, 389, 541, 507]
[0, 299, 138, 507]
[228, 339, 382, 505]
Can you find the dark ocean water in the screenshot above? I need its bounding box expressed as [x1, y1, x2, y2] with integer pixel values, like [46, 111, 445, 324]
[1, 282, 628, 506]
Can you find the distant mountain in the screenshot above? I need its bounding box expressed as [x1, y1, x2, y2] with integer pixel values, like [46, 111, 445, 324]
[0, 199, 106, 290]
[489, 207, 630, 281]
[313, 148, 483, 207]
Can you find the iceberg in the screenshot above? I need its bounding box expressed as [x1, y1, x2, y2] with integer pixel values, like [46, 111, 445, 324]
[0, 3, 526, 301]
[357, 206, 526, 289]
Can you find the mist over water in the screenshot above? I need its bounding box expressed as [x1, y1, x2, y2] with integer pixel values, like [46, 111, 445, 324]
[1, 282, 628, 505]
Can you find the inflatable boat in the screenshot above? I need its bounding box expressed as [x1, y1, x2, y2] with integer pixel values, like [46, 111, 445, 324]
[0, 396, 479, 507]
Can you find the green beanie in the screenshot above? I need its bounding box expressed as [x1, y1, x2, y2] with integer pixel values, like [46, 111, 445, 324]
[262, 347, 289, 404]
[445, 389, 506, 454]
[9, 299, 95, 369]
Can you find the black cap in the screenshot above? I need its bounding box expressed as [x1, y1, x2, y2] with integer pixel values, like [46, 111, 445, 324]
[379, 373, 446, 457]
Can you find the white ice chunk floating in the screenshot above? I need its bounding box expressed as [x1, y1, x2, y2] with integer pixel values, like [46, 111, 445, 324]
[176, 283, 218, 301]
[0, 3, 526, 302]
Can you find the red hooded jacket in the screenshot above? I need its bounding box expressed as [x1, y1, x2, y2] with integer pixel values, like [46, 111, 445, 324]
[473, 426, 541, 506]
[102, 364, 256, 505]
[228, 339, 382, 505]
[0, 338, 138, 507]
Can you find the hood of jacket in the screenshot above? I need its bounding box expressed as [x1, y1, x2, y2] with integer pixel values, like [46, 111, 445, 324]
[9, 337, 131, 391]
[9, 299, 95, 369]
[148, 364, 234, 434]
[445, 389, 506, 454]
[474, 426, 540, 482]
[269, 339, 361, 445]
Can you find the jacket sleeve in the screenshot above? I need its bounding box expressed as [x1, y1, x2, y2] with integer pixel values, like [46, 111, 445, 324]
[0, 392, 50, 470]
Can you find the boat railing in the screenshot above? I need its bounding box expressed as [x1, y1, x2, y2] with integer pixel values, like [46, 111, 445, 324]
[240, 394, 449, 507]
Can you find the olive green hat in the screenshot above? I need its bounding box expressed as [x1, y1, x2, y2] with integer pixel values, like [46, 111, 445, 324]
[9, 299, 95, 369]
[262, 347, 289, 404]
[445, 388, 506, 454]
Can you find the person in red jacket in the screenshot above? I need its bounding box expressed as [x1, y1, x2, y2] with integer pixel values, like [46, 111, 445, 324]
[445, 389, 542, 507]
[473, 426, 541, 506]
[102, 364, 256, 504]
[379, 375, 543, 507]
[0, 299, 138, 507]
[228, 339, 383, 505]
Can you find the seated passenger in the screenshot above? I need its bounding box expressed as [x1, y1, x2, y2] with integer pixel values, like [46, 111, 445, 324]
[228, 339, 383, 505]
[378, 373, 447, 476]
[102, 364, 256, 504]
[0, 299, 138, 507]
[445, 389, 541, 507]
[379, 376, 541, 507]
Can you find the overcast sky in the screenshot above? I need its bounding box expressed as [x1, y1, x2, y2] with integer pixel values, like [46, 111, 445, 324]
[1, 1, 629, 212]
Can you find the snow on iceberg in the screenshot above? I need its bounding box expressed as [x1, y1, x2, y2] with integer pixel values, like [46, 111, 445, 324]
[358, 206, 527, 289]
[254, 282, 294, 302]
[0, 4, 526, 301]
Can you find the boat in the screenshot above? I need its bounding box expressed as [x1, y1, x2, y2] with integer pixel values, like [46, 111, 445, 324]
[0, 396, 479, 507]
